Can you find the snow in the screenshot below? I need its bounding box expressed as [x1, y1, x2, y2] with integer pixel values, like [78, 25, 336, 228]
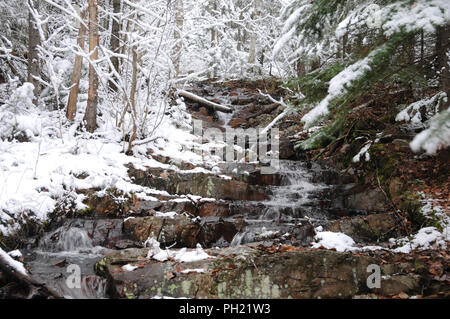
[174, 244, 214, 263]
[352, 143, 372, 163]
[301, 54, 373, 126]
[145, 239, 213, 263]
[410, 106, 450, 155]
[122, 264, 139, 272]
[257, 227, 279, 239]
[382, 0, 450, 36]
[0, 81, 221, 236]
[154, 211, 178, 219]
[392, 226, 449, 254]
[7, 249, 22, 258]
[396, 93, 445, 124]
[312, 231, 356, 252]
[0, 247, 28, 276]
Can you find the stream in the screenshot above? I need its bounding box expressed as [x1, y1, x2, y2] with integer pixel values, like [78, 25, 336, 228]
[21, 83, 355, 299]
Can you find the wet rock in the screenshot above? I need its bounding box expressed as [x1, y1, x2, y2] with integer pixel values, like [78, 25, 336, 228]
[380, 275, 421, 297]
[96, 248, 412, 299]
[332, 187, 388, 212]
[128, 166, 267, 201]
[389, 178, 405, 203]
[124, 215, 200, 248]
[327, 213, 399, 243]
[197, 217, 247, 246]
[197, 202, 231, 217]
[123, 215, 243, 248]
[228, 118, 247, 128]
[279, 138, 295, 159]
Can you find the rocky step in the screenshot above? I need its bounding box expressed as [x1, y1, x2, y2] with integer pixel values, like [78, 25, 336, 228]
[95, 247, 422, 299]
[127, 165, 268, 201]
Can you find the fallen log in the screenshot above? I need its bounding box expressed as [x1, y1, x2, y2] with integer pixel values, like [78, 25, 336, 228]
[177, 89, 233, 113]
[0, 249, 61, 299]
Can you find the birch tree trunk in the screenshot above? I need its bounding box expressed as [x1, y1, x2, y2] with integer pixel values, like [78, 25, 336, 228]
[84, 0, 99, 133]
[27, 0, 41, 107]
[248, 0, 259, 65]
[66, 8, 87, 121]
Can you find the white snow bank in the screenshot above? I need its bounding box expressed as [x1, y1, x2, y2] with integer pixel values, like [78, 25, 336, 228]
[146, 239, 214, 263]
[0, 84, 221, 235]
[0, 247, 28, 276]
[8, 249, 22, 258]
[312, 231, 356, 252]
[392, 224, 449, 254]
[396, 92, 445, 124]
[122, 264, 139, 272]
[154, 211, 178, 219]
[174, 245, 214, 263]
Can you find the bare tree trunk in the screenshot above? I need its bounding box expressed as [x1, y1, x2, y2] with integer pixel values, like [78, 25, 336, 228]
[66, 9, 87, 121]
[420, 29, 424, 63]
[297, 60, 305, 78]
[342, 33, 348, 60]
[210, 0, 217, 47]
[173, 0, 184, 77]
[84, 0, 99, 133]
[108, 0, 121, 92]
[210, 0, 218, 78]
[126, 45, 138, 154]
[27, 0, 41, 106]
[237, 10, 243, 51]
[436, 24, 450, 110]
[248, 0, 259, 65]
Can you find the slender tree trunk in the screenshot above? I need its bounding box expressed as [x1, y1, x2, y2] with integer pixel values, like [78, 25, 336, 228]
[127, 45, 138, 154]
[342, 33, 348, 60]
[27, 0, 41, 106]
[237, 11, 243, 51]
[210, 0, 218, 78]
[84, 0, 99, 133]
[66, 9, 87, 121]
[436, 24, 450, 110]
[420, 29, 424, 63]
[210, 0, 217, 47]
[248, 0, 259, 65]
[297, 60, 305, 78]
[173, 0, 184, 77]
[108, 0, 121, 92]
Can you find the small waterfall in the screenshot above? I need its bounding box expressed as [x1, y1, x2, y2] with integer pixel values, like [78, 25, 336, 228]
[25, 219, 110, 299]
[231, 160, 327, 246]
[39, 226, 94, 252]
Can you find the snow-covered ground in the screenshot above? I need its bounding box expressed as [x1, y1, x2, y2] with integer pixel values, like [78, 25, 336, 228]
[0, 83, 219, 236]
[312, 198, 449, 254]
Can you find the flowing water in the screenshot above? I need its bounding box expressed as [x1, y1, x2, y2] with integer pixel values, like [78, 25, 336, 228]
[229, 160, 339, 246]
[23, 220, 113, 299]
[19, 85, 351, 298]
